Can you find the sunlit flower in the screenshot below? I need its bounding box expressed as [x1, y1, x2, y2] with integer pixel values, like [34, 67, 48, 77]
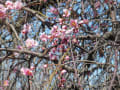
[21, 24, 31, 35]
[5, 1, 14, 10]
[21, 29, 27, 35]
[51, 48, 56, 53]
[40, 33, 49, 42]
[20, 67, 33, 76]
[61, 69, 67, 75]
[65, 56, 70, 60]
[59, 18, 63, 25]
[3, 80, 9, 86]
[0, 4, 7, 19]
[51, 25, 58, 33]
[14, 1, 23, 10]
[79, 19, 89, 25]
[70, 19, 78, 27]
[43, 64, 48, 68]
[62, 25, 67, 30]
[72, 38, 78, 43]
[61, 78, 66, 83]
[50, 7, 59, 15]
[17, 45, 23, 50]
[49, 52, 57, 60]
[63, 9, 70, 17]
[23, 24, 31, 31]
[25, 38, 38, 48]
[13, 52, 19, 57]
[30, 66, 35, 70]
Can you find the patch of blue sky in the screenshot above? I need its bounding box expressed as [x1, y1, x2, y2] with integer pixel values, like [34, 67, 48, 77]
[5, 35, 11, 40]
[73, 3, 80, 11]
[108, 27, 112, 32]
[102, 14, 107, 18]
[60, 2, 66, 6]
[84, 5, 91, 13]
[45, 27, 50, 34]
[117, 0, 120, 3]
[77, 0, 81, 2]
[88, 21, 93, 27]
[111, 56, 115, 65]
[97, 54, 106, 63]
[104, 3, 109, 10]
[116, 15, 120, 20]
[32, 20, 41, 31]
[77, 8, 81, 15]
[46, 11, 52, 17]
[97, 6, 104, 15]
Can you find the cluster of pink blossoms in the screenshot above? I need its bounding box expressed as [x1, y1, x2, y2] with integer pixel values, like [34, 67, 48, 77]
[40, 33, 50, 42]
[0, 4, 7, 19]
[21, 24, 31, 35]
[3, 80, 9, 86]
[0, 1, 23, 19]
[21, 24, 38, 49]
[25, 38, 38, 48]
[58, 69, 67, 87]
[49, 7, 59, 15]
[20, 67, 34, 76]
[5, 1, 23, 10]
[63, 9, 71, 17]
[42, 7, 89, 62]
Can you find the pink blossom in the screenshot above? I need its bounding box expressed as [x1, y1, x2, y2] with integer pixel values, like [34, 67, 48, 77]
[21, 24, 31, 35]
[62, 25, 67, 30]
[20, 67, 33, 76]
[65, 56, 70, 60]
[51, 55, 57, 60]
[50, 7, 59, 15]
[13, 52, 19, 57]
[70, 19, 78, 27]
[59, 18, 63, 25]
[0, 4, 7, 19]
[14, 1, 23, 10]
[79, 19, 89, 25]
[49, 52, 57, 60]
[43, 64, 48, 68]
[17, 45, 23, 50]
[63, 9, 70, 17]
[72, 38, 78, 43]
[30, 66, 35, 70]
[25, 38, 38, 48]
[40, 33, 49, 42]
[3, 80, 9, 86]
[61, 78, 66, 83]
[51, 48, 56, 53]
[58, 83, 64, 87]
[13, 67, 18, 73]
[23, 24, 31, 31]
[21, 29, 27, 35]
[5, 1, 14, 10]
[51, 25, 58, 33]
[61, 69, 67, 75]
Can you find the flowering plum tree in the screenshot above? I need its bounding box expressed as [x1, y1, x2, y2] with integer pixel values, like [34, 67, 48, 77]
[0, 0, 120, 90]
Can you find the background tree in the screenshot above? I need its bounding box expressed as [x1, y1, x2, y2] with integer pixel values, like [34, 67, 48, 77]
[0, 0, 120, 90]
